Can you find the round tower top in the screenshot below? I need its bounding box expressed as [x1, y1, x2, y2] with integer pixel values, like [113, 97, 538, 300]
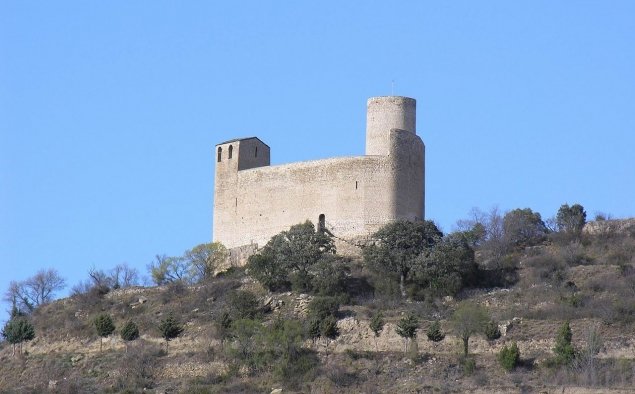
[367, 96, 416, 106]
[366, 96, 416, 155]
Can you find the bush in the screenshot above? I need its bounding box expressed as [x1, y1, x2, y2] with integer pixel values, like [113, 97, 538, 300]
[556, 203, 586, 236]
[363, 220, 443, 298]
[412, 234, 478, 299]
[307, 296, 339, 320]
[503, 208, 548, 248]
[371, 273, 401, 301]
[460, 355, 476, 376]
[215, 310, 233, 347]
[320, 315, 340, 346]
[224, 317, 318, 384]
[290, 271, 313, 293]
[247, 221, 335, 293]
[426, 320, 445, 342]
[484, 320, 501, 340]
[247, 253, 290, 292]
[498, 342, 520, 371]
[227, 319, 267, 373]
[115, 345, 158, 391]
[160, 280, 188, 305]
[228, 290, 261, 320]
[310, 257, 347, 296]
[524, 254, 567, 286]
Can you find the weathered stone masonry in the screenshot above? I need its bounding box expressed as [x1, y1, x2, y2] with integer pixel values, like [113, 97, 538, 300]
[213, 96, 425, 263]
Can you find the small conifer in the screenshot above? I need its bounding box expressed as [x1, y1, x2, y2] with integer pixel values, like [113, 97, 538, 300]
[554, 321, 575, 365]
[120, 320, 140, 352]
[369, 311, 385, 352]
[158, 313, 184, 354]
[498, 342, 520, 371]
[396, 313, 419, 353]
[426, 320, 445, 342]
[93, 314, 115, 352]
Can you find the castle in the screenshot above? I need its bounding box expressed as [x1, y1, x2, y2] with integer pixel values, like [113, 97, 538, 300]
[213, 96, 425, 263]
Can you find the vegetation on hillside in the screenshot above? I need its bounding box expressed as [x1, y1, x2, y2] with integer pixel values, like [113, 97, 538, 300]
[2, 203, 635, 392]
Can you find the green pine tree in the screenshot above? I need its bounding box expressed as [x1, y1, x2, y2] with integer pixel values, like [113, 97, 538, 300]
[158, 313, 184, 354]
[2, 317, 35, 356]
[93, 314, 115, 352]
[120, 320, 140, 352]
[498, 342, 520, 371]
[554, 321, 575, 365]
[369, 311, 385, 352]
[396, 313, 419, 353]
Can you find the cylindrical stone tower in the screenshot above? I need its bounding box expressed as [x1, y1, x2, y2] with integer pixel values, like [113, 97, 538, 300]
[366, 96, 416, 156]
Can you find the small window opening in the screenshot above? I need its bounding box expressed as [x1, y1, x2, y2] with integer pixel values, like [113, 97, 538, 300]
[228, 145, 233, 159]
[235, 198, 237, 207]
[318, 214, 325, 232]
[355, 181, 358, 190]
[255, 146, 258, 157]
[217, 147, 222, 162]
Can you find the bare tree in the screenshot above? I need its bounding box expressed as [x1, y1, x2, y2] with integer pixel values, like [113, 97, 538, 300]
[4, 281, 30, 313]
[4, 269, 66, 312]
[25, 269, 66, 307]
[88, 266, 114, 290]
[456, 206, 507, 262]
[110, 263, 139, 288]
[72, 264, 140, 296]
[574, 324, 603, 385]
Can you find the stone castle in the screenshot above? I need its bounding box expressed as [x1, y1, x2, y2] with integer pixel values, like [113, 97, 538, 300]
[213, 96, 425, 262]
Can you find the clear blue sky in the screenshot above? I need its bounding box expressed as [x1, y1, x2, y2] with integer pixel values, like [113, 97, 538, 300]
[1, 2, 634, 318]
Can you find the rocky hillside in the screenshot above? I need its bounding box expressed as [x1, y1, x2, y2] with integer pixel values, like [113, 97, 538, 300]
[1, 220, 635, 393]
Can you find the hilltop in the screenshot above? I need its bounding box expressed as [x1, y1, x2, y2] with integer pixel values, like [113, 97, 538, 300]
[1, 217, 635, 393]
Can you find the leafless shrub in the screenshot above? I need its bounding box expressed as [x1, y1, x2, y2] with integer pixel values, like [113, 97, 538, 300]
[114, 343, 160, 391]
[324, 363, 361, 388]
[70, 280, 110, 312]
[159, 280, 188, 305]
[547, 357, 635, 388]
[522, 254, 567, 287]
[559, 242, 594, 266]
[570, 325, 603, 386]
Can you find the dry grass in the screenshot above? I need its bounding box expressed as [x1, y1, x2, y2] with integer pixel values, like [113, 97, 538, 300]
[2, 231, 635, 392]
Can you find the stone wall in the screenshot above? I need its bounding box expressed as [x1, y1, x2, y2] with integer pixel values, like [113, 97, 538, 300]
[215, 155, 392, 250]
[212, 96, 425, 263]
[583, 219, 635, 236]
